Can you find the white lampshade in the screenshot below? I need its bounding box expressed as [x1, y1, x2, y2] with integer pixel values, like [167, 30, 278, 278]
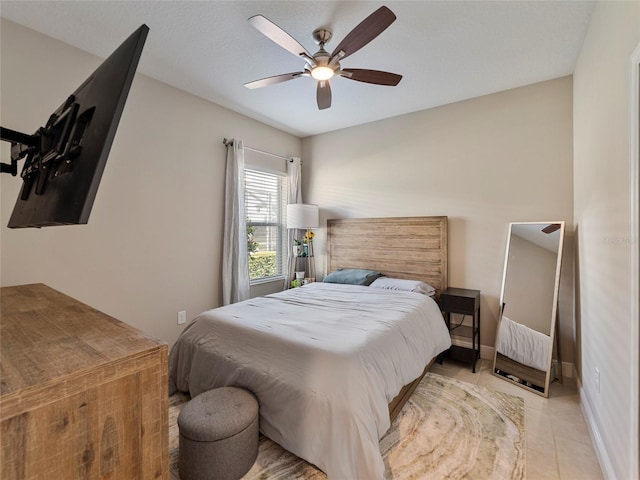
[287, 204, 319, 229]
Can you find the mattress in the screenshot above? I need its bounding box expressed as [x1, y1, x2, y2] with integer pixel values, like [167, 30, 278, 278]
[497, 315, 551, 372]
[169, 282, 451, 479]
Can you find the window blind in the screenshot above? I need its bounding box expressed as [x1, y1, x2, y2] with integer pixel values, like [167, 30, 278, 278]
[245, 168, 287, 280]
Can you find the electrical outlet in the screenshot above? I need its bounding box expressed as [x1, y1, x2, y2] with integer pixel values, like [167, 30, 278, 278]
[595, 366, 600, 393]
[177, 310, 187, 325]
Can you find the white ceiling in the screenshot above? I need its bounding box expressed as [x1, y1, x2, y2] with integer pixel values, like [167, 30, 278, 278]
[1, 1, 595, 138]
[512, 223, 562, 253]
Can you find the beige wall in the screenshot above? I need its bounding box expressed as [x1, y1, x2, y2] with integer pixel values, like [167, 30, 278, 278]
[503, 235, 559, 336]
[0, 19, 301, 347]
[303, 77, 575, 360]
[6, 10, 636, 477]
[573, 2, 640, 479]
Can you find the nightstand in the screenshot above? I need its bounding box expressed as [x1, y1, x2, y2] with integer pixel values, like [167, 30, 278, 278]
[439, 287, 481, 372]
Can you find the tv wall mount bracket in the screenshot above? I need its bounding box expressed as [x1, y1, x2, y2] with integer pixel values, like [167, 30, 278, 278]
[0, 95, 93, 199]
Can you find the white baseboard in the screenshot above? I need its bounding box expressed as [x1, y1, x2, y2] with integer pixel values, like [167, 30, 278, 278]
[551, 359, 576, 380]
[449, 338, 494, 360]
[578, 376, 616, 480]
[449, 340, 575, 378]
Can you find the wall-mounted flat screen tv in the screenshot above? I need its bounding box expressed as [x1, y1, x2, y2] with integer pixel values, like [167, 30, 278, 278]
[1, 24, 149, 228]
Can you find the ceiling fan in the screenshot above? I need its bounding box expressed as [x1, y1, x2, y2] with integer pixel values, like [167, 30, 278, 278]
[542, 224, 561, 234]
[244, 6, 402, 110]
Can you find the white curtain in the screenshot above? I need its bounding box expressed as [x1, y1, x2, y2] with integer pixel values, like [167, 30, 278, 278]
[222, 139, 250, 305]
[288, 157, 303, 204]
[285, 158, 303, 288]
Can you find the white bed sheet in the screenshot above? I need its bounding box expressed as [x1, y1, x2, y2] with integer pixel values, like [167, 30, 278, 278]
[497, 315, 551, 372]
[169, 282, 451, 479]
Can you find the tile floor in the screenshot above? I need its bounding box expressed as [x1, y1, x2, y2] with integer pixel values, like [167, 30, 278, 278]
[430, 358, 604, 480]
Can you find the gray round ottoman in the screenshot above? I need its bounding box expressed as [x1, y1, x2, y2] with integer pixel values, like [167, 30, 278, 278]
[178, 387, 259, 480]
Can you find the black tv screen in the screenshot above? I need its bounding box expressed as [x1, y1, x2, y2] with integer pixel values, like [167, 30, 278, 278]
[2, 25, 149, 228]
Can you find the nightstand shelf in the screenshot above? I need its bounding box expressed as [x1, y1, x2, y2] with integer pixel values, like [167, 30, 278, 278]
[439, 287, 481, 373]
[449, 324, 474, 337]
[288, 252, 315, 288]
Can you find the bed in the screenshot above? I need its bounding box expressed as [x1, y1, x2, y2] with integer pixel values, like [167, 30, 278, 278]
[169, 216, 450, 479]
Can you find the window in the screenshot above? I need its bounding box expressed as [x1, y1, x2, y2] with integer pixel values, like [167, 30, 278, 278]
[245, 168, 287, 283]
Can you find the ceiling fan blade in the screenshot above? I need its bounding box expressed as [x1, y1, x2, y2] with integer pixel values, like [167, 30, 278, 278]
[331, 6, 396, 60]
[542, 224, 561, 234]
[340, 69, 402, 86]
[316, 81, 332, 110]
[244, 72, 304, 89]
[248, 15, 311, 59]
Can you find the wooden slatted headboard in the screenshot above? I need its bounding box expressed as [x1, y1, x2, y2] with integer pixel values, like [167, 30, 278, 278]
[326, 216, 448, 296]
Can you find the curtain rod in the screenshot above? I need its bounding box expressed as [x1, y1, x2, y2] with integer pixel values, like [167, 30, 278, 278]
[223, 138, 292, 161]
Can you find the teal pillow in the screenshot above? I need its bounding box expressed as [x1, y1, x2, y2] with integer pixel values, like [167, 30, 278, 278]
[323, 268, 383, 286]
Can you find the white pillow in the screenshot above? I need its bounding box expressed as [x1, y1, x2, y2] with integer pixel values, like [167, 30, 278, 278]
[369, 277, 436, 296]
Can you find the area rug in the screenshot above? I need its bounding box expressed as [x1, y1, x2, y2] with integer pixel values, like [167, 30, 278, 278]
[168, 373, 525, 479]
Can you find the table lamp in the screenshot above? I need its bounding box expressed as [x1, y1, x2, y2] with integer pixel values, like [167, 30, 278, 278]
[286, 204, 319, 285]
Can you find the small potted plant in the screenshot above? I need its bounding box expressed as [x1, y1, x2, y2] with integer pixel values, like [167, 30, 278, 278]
[293, 238, 303, 257]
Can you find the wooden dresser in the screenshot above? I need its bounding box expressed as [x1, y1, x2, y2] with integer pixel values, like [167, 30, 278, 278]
[0, 284, 168, 479]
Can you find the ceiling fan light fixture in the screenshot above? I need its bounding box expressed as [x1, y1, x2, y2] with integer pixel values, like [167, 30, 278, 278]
[311, 65, 334, 81]
[246, 6, 401, 109]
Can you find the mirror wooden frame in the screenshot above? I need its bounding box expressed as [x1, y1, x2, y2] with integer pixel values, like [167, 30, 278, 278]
[492, 221, 565, 397]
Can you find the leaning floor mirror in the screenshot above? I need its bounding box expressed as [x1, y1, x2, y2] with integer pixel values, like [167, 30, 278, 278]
[493, 221, 565, 397]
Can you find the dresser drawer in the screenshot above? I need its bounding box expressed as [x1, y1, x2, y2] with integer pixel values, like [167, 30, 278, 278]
[439, 288, 480, 314]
